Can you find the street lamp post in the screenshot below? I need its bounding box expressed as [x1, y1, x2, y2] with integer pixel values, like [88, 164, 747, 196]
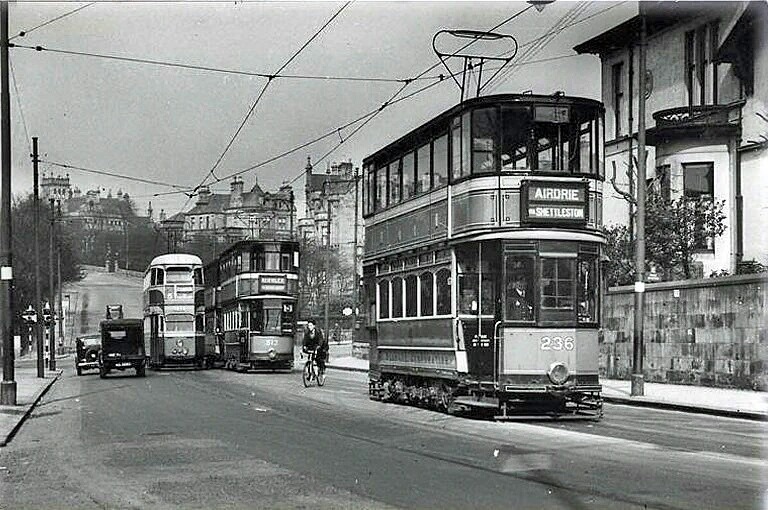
[32, 137, 44, 377]
[48, 199, 57, 371]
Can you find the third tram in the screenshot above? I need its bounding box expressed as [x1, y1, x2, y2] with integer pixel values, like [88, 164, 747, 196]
[362, 93, 605, 418]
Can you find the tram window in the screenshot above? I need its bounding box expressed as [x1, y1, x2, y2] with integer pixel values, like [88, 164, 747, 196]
[435, 268, 451, 315]
[578, 258, 599, 323]
[166, 267, 192, 283]
[504, 256, 535, 321]
[240, 305, 249, 330]
[541, 259, 574, 310]
[392, 277, 403, 318]
[262, 300, 282, 335]
[166, 314, 194, 332]
[433, 134, 448, 188]
[280, 252, 292, 271]
[264, 245, 280, 271]
[533, 124, 560, 172]
[375, 165, 387, 211]
[378, 280, 390, 319]
[461, 112, 471, 177]
[405, 275, 418, 317]
[151, 268, 164, 285]
[472, 107, 497, 174]
[420, 272, 433, 316]
[458, 273, 479, 314]
[402, 152, 415, 199]
[416, 142, 431, 194]
[579, 121, 593, 172]
[388, 160, 401, 206]
[194, 268, 203, 285]
[250, 302, 263, 333]
[501, 107, 530, 171]
[451, 121, 462, 180]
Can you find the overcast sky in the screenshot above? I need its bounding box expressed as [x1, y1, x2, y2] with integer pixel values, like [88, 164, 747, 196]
[5, 0, 636, 218]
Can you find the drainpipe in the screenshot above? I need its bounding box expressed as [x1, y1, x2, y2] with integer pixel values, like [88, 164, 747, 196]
[627, 45, 635, 246]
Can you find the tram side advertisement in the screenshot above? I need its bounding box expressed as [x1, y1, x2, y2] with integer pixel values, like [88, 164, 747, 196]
[521, 180, 588, 225]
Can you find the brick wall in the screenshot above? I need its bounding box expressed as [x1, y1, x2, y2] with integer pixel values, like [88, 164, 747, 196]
[601, 273, 768, 389]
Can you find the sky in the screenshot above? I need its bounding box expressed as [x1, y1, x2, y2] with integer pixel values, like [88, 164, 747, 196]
[4, 0, 637, 219]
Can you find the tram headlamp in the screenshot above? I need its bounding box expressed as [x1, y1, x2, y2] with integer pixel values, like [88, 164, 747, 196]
[172, 348, 178, 355]
[268, 349, 276, 360]
[176, 339, 184, 347]
[547, 362, 569, 385]
[182, 348, 189, 356]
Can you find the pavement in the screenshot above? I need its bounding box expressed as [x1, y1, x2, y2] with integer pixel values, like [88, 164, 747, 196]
[0, 354, 65, 447]
[1, 348, 765, 450]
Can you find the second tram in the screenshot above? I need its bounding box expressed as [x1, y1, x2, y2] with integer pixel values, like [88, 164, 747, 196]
[205, 240, 300, 372]
[143, 254, 208, 369]
[362, 93, 605, 418]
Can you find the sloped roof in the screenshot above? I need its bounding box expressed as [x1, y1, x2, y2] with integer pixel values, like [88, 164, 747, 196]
[187, 193, 229, 215]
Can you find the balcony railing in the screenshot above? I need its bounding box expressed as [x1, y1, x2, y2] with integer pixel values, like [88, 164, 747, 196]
[652, 103, 742, 129]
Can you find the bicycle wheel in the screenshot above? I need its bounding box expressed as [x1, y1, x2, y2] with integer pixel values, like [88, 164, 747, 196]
[316, 363, 325, 387]
[302, 361, 312, 387]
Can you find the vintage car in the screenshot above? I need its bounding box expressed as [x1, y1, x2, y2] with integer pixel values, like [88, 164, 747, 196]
[99, 318, 146, 378]
[74, 333, 102, 376]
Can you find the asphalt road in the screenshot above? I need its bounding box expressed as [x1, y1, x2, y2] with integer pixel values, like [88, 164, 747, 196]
[1, 365, 766, 510]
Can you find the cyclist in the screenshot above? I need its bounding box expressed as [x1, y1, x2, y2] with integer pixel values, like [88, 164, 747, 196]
[302, 319, 328, 375]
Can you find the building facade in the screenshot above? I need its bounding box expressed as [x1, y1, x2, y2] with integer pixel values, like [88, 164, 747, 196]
[575, 1, 767, 277]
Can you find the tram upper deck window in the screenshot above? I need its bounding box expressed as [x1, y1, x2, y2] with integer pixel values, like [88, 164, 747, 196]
[402, 152, 415, 199]
[378, 280, 389, 319]
[194, 268, 203, 285]
[472, 107, 497, 175]
[166, 266, 192, 284]
[375, 165, 387, 211]
[388, 160, 401, 206]
[501, 106, 531, 171]
[433, 134, 448, 188]
[416, 142, 431, 194]
[264, 244, 280, 271]
[451, 118, 462, 180]
[150, 267, 164, 285]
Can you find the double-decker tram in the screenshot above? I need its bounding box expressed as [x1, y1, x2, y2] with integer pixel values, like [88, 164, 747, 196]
[362, 93, 605, 418]
[206, 240, 300, 372]
[143, 254, 207, 369]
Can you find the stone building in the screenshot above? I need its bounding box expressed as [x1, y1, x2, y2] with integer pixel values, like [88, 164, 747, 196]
[574, 1, 768, 276]
[158, 176, 295, 258]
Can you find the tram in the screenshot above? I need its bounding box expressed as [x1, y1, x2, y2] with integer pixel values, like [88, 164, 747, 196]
[205, 240, 300, 372]
[362, 93, 605, 418]
[142, 254, 208, 369]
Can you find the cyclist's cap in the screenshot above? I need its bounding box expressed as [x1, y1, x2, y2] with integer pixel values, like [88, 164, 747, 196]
[307, 319, 316, 325]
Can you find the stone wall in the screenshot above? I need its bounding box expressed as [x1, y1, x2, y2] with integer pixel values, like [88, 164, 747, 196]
[601, 273, 768, 389]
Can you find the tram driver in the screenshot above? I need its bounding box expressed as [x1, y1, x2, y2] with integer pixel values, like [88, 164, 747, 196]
[506, 273, 533, 321]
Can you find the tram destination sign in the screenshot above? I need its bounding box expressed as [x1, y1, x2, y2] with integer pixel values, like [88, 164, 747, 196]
[259, 275, 287, 293]
[522, 181, 588, 225]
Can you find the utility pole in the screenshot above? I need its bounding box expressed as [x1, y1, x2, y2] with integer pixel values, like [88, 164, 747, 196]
[57, 208, 63, 354]
[632, 11, 647, 397]
[33, 138, 43, 377]
[324, 191, 331, 340]
[48, 198, 56, 371]
[353, 168, 360, 328]
[0, 0, 16, 405]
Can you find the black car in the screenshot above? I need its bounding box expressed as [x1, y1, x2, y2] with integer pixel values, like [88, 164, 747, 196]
[99, 318, 146, 378]
[74, 334, 102, 376]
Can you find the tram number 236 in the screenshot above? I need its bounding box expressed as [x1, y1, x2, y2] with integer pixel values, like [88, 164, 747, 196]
[540, 336, 574, 351]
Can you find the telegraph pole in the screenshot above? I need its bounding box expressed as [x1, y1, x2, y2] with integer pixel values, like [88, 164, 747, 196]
[353, 168, 360, 327]
[632, 11, 647, 397]
[33, 137, 43, 377]
[48, 198, 56, 371]
[0, 0, 16, 405]
[57, 222, 63, 353]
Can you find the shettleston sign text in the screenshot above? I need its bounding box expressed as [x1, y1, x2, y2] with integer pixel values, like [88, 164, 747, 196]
[522, 181, 588, 225]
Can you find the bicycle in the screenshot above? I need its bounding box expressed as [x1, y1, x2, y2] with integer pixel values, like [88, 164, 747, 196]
[302, 349, 325, 387]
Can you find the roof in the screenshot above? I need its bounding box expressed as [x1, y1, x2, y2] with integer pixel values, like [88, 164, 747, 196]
[148, 253, 203, 267]
[187, 193, 229, 215]
[100, 318, 143, 328]
[307, 173, 355, 195]
[573, 2, 740, 55]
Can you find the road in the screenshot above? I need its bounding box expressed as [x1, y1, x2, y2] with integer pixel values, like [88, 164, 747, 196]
[1, 366, 766, 509]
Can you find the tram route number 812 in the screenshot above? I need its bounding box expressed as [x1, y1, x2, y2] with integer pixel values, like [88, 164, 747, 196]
[540, 336, 575, 351]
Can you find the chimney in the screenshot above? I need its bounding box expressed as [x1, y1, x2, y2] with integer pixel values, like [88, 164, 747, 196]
[197, 185, 212, 206]
[230, 177, 244, 208]
[159, 209, 166, 222]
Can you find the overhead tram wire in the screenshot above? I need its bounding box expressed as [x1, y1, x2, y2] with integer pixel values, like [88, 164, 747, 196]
[42, 160, 192, 192]
[9, 2, 96, 42]
[9, 44, 419, 85]
[286, 3, 538, 186]
[197, 0, 352, 188]
[172, 1, 352, 221]
[9, 57, 31, 154]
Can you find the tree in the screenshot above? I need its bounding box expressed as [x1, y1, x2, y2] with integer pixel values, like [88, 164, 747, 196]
[10, 194, 81, 326]
[297, 239, 353, 320]
[603, 191, 727, 285]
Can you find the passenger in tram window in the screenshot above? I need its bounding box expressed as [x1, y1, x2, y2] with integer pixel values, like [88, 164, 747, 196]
[506, 274, 533, 321]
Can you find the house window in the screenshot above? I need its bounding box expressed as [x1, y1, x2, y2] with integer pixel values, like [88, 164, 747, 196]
[684, 162, 715, 251]
[654, 164, 671, 201]
[611, 62, 624, 138]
